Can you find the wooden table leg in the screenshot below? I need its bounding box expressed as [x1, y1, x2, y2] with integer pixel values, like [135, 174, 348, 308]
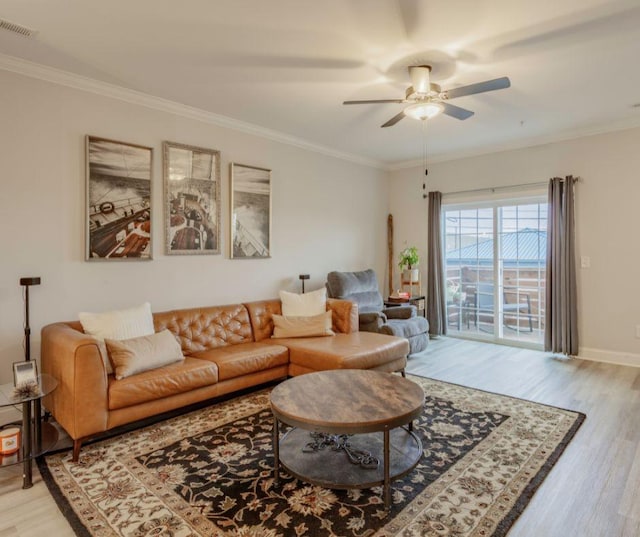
[273, 415, 280, 486]
[383, 428, 390, 510]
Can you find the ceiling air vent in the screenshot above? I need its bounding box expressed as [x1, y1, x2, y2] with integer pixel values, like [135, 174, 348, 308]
[0, 18, 37, 38]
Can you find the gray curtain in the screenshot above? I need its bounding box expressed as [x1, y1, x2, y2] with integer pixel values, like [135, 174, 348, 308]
[426, 191, 447, 336]
[545, 176, 578, 355]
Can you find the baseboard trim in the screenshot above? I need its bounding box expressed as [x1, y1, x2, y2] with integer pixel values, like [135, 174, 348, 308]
[578, 347, 640, 368]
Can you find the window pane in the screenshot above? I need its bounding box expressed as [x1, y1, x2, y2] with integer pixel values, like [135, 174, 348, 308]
[459, 209, 477, 219]
[501, 206, 517, 218]
[446, 200, 547, 346]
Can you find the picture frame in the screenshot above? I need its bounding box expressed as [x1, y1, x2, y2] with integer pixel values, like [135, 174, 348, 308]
[163, 141, 221, 255]
[13, 361, 37, 387]
[86, 136, 153, 260]
[230, 163, 272, 259]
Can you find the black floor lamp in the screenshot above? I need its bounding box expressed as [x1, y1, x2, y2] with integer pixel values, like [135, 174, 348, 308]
[19, 276, 42, 480]
[20, 277, 41, 362]
[299, 274, 310, 293]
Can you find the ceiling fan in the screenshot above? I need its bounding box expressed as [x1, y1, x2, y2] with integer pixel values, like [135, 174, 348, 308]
[343, 65, 511, 128]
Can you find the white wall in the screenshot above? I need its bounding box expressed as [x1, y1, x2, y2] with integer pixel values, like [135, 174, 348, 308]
[0, 70, 389, 385]
[390, 127, 640, 365]
[3, 66, 637, 390]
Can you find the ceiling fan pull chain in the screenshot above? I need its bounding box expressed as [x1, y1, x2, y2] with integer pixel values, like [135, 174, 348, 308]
[422, 120, 429, 199]
[423, 119, 428, 176]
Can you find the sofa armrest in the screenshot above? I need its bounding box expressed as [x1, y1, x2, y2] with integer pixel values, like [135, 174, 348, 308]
[358, 311, 386, 333]
[359, 311, 386, 323]
[383, 305, 417, 319]
[41, 322, 109, 441]
[327, 298, 359, 333]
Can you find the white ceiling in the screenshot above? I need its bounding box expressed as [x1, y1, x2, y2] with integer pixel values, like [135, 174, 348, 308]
[1, 0, 640, 167]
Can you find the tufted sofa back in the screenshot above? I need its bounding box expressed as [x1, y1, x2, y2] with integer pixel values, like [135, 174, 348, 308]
[244, 299, 282, 342]
[245, 298, 359, 341]
[153, 304, 254, 355]
[68, 299, 357, 355]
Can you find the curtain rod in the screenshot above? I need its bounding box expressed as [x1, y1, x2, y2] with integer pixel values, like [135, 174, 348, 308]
[442, 176, 580, 197]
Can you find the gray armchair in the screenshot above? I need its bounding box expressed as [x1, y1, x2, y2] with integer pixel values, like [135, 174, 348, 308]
[326, 269, 429, 354]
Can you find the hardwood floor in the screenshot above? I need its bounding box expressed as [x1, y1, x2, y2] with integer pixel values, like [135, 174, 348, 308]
[0, 336, 638, 536]
[407, 337, 640, 537]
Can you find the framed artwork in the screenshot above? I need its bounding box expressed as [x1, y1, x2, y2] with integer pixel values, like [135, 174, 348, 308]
[230, 163, 272, 259]
[163, 142, 221, 255]
[13, 360, 37, 386]
[86, 136, 153, 260]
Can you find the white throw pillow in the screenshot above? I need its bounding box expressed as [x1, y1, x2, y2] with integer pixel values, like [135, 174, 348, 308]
[79, 302, 155, 374]
[280, 287, 326, 317]
[105, 329, 184, 380]
[271, 311, 335, 339]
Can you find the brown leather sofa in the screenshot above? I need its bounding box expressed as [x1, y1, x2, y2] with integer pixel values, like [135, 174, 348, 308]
[41, 298, 409, 461]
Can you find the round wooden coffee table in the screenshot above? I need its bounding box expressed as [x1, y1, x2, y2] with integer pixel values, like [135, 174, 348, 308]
[270, 369, 424, 510]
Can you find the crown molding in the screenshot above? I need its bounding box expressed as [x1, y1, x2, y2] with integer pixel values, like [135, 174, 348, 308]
[5, 52, 639, 174]
[0, 53, 385, 170]
[386, 117, 640, 171]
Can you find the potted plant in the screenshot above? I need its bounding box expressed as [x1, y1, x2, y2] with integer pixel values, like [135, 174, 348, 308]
[398, 246, 420, 283]
[446, 280, 466, 304]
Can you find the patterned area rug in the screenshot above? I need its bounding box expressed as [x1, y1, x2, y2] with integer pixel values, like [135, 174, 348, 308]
[39, 375, 584, 537]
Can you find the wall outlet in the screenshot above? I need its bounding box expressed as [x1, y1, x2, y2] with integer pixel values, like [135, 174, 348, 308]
[581, 256, 591, 269]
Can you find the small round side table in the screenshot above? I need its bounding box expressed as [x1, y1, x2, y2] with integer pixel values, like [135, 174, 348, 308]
[0, 374, 58, 488]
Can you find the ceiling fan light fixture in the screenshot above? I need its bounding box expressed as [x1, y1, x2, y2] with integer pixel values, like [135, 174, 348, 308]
[404, 101, 443, 121]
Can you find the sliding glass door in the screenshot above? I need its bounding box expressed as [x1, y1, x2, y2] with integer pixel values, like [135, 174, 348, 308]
[444, 199, 547, 347]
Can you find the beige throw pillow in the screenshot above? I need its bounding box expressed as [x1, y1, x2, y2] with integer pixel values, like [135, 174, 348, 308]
[279, 287, 326, 317]
[79, 302, 155, 374]
[105, 329, 184, 380]
[271, 311, 335, 339]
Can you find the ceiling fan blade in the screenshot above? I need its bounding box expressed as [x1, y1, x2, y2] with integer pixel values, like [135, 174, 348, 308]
[396, 0, 421, 40]
[381, 111, 407, 128]
[343, 99, 405, 105]
[441, 102, 475, 120]
[444, 77, 511, 99]
[482, 5, 640, 63]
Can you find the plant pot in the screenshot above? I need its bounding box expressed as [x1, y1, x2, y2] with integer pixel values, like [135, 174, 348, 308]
[452, 292, 467, 305]
[403, 268, 419, 283]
